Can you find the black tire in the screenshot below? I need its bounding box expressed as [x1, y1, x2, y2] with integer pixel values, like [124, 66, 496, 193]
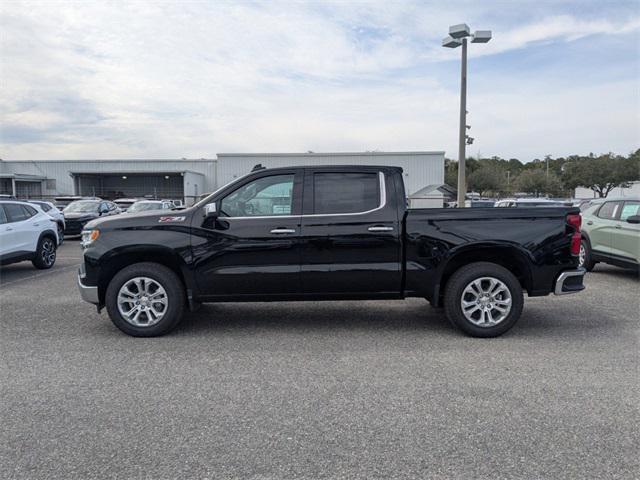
[105, 262, 185, 337]
[579, 238, 595, 272]
[57, 223, 64, 245]
[443, 262, 524, 338]
[31, 235, 57, 269]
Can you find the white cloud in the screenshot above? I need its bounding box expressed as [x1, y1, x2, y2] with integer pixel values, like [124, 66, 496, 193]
[0, 1, 638, 160]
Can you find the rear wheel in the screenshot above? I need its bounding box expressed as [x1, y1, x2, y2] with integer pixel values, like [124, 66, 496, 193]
[57, 223, 64, 244]
[579, 239, 595, 271]
[32, 235, 57, 269]
[444, 262, 524, 338]
[105, 262, 185, 337]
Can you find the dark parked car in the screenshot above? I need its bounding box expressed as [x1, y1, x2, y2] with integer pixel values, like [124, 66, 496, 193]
[78, 165, 585, 338]
[63, 200, 120, 236]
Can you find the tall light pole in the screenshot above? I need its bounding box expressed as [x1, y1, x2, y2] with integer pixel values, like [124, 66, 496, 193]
[443, 24, 492, 207]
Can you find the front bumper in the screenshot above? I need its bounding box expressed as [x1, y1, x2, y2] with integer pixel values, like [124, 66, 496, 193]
[77, 264, 99, 304]
[554, 268, 586, 295]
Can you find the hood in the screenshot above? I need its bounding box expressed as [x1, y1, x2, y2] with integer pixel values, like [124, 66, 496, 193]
[84, 209, 193, 230]
[64, 212, 100, 220]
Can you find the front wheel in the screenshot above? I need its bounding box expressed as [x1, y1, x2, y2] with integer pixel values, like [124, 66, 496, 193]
[105, 262, 185, 337]
[444, 262, 524, 338]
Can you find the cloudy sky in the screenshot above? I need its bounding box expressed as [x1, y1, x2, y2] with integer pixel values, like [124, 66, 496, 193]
[1, 0, 638, 161]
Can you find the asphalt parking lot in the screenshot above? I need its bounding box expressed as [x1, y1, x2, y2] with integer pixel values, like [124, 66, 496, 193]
[1, 241, 638, 479]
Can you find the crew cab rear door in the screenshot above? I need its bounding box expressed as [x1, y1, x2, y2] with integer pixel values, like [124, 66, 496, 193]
[299, 168, 401, 296]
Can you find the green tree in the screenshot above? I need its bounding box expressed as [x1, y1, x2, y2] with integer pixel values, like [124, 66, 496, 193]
[467, 165, 507, 196]
[563, 152, 639, 197]
[515, 170, 563, 197]
[444, 158, 458, 188]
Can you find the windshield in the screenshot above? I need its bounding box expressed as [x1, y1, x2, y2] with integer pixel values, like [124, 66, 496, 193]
[64, 201, 100, 213]
[128, 202, 164, 212]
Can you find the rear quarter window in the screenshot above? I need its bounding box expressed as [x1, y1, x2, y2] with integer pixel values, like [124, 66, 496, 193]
[596, 201, 621, 219]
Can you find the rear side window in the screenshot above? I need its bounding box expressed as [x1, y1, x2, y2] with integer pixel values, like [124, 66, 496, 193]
[597, 201, 621, 219]
[4, 203, 35, 222]
[620, 201, 640, 221]
[313, 172, 379, 214]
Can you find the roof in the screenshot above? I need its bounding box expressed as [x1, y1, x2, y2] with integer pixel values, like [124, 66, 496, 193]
[217, 151, 445, 157]
[236, 164, 405, 173]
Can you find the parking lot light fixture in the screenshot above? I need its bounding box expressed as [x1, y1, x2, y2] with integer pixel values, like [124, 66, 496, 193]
[442, 24, 492, 208]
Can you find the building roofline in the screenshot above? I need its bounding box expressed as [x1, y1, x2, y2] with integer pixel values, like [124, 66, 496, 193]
[0, 159, 216, 163]
[217, 151, 445, 157]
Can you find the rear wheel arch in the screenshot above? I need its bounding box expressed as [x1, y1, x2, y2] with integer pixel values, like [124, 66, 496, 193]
[437, 245, 533, 302]
[37, 229, 58, 246]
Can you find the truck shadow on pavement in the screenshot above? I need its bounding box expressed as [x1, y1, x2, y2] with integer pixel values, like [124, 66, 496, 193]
[173, 301, 459, 337]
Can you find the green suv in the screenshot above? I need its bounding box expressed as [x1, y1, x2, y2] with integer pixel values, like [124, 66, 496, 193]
[580, 197, 640, 272]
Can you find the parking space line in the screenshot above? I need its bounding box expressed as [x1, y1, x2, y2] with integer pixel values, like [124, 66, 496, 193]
[0, 263, 81, 287]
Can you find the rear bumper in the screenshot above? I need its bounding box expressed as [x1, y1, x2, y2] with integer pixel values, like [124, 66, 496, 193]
[554, 268, 586, 295]
[77, 264, 99, 304]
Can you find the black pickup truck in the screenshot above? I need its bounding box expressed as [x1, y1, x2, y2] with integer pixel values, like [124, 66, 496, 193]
[78, 165, 585, 337]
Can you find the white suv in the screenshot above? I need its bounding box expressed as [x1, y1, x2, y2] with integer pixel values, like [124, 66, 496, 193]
[0, 200, 59, 269]
[28, 200, 66, 243]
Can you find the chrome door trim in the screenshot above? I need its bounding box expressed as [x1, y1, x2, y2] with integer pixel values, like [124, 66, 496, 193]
[368, 226, 394, 232]
[270, 228, 296, 234]
[222, 172, 387, 220]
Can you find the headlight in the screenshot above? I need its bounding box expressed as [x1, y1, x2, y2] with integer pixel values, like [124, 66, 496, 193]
[81, 229, 100, 249]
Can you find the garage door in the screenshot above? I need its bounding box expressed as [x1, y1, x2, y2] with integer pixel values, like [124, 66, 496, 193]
[76, 174, 184, 200]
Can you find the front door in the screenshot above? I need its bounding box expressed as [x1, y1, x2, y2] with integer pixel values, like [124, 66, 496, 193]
[612, 200, 640, 261]
[299, 168, 401, 296]
[192, 170, 303, 297]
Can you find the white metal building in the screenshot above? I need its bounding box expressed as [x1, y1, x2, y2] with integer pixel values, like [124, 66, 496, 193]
[216, 151, 444, 197]
[0, 151, 445, 205]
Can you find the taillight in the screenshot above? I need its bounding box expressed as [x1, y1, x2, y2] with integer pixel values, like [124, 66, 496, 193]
[567, 213, 582, 255]
[567, 213, 581, 231]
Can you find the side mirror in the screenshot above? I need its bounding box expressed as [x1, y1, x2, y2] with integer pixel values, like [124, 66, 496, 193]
[204, 202, 218, 219]
[626, 215, 640, 224]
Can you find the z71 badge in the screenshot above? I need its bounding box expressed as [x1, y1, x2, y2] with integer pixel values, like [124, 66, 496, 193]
[158, 216, 186, 223]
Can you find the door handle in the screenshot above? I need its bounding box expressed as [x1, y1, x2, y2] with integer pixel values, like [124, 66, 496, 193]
[270, 228, 296, 234]
[33, 223, 40, 226]
[6, 227, 13, 231]
[615, 224, 622, 229]
[586, 221, 593, 225]
[368, 226, 394, 232]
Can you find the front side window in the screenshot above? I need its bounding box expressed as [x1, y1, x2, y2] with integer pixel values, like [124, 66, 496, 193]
[313, 172, 379, 215]
[597, 201, 621, 219]
[620, 201, 640, 221]
[220, 174, 294, 217]
[33, 202, 51, 212]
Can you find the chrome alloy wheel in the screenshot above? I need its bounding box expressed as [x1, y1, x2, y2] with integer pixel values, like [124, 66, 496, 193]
[578, 243, 586, 267]
[117, 277, 168, 327]
[461, 277, 512, 327]
[41, 238, 56, 266]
